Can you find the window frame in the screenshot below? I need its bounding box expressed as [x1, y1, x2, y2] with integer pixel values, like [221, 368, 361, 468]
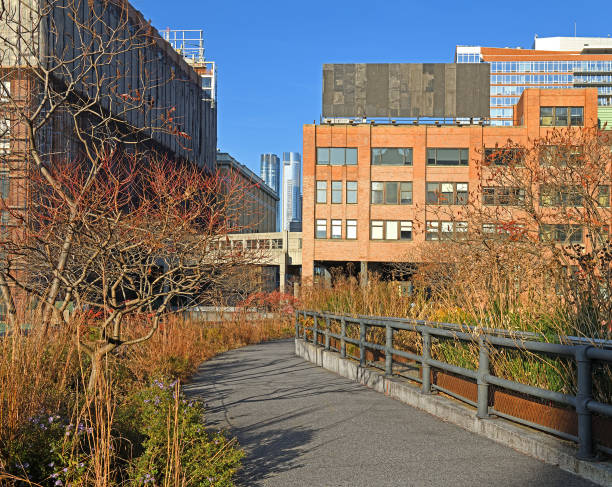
[482, 186, 525, 206]
[426, 220, 468, 241]
[331, 219, 342, 239]
[346, 181, 358, 204]
[315, 219, 327, 239]
[426, 182, 469, 205]
[426, 148, 469, 166]
[331, 180, 342, 204]
[316, 180, 327, 204]
[316, 147, 358, 165]
[371, 181, 413, 205]
[540, 106, 584, 127]
[371, 147, 413, 166]
[346, 219, 357, 240]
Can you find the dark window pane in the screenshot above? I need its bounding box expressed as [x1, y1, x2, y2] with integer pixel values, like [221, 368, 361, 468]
[317, 148, 329, 164]
[330, 148, 344, 165]
[540, 107, 553, 126]
[346, 148, 358, 165]
[404, 148, 413, 165]
[426, 183, 439, 204]
[427, 148, 436, 165]
[371, 148, 382, 164]
[571, 107, 584, 126]
[555, 107, 568, 126]
[437, 148, 461, 165]
[385, 182, 398, 204]
[380, 148, 403, 165]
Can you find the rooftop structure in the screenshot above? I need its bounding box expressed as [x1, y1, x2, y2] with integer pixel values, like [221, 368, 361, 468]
[456, 36, 612, 127]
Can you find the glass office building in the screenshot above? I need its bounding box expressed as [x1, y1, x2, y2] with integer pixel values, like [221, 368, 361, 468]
[282, 152, 302, 231]
[456, 37, 612, 126]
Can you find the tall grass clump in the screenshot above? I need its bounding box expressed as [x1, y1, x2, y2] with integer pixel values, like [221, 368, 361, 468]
[0, 310, 293, 486]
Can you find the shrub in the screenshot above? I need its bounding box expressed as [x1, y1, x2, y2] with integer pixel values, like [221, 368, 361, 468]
[127, 378, 243, 486]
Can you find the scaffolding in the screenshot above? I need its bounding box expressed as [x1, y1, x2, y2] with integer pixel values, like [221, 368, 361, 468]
[162, 29, 216, 106]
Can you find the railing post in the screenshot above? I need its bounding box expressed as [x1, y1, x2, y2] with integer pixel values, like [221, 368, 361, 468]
[477, 336, 490, 419]
[294, 311, 299, 338]
[385, 324, 393, 377]
[324, 317, 330, 350]
[359, 322, 366, 367]
[313, 315, 318, 346]
[576, 346, 595, 460]
[340, 317, 346, 357]
[302, 311, 307, 340]
[421, 330, 431, 394]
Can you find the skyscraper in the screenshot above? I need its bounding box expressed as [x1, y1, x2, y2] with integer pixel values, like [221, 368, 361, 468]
[282, 152, 302, 231]
[456, 36, 612, 127]
[260, 153, 280, 230]
[260, 153, 280, 195]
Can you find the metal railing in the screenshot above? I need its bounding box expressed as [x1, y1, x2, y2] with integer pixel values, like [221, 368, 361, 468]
[295, 310, 612, 460]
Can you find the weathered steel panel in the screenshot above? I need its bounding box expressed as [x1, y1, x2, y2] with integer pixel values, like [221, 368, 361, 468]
[322, 63, 490, 118]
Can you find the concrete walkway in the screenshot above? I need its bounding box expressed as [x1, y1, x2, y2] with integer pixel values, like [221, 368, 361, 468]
[185, 339, 598, 487]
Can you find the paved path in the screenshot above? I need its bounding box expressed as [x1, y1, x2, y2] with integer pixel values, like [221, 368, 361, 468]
[185, 339, 597, 487]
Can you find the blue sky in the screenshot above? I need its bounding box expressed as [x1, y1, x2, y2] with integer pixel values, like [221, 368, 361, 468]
[132, 0, 612, 174]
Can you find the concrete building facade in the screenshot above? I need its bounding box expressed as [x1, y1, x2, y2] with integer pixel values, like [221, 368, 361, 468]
[301, 88, 600, 282]
[217, 152, 279, 234]
[282, 151, 302, 231]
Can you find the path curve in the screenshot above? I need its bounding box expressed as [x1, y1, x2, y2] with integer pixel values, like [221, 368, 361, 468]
[185, 339, 597, 487]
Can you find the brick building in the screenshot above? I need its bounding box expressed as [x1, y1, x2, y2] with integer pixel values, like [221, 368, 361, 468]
[302, 88, 600, 283]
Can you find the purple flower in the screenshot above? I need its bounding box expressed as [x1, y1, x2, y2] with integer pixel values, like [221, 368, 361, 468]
[48, 462, 55, 468]
[48, 416, 54, 423]
[55, 480, 63, 486]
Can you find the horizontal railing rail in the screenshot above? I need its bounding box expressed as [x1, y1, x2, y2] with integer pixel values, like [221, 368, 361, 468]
[295, 309, 612, 461]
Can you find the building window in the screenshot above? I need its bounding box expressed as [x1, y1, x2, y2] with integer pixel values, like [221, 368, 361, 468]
[385, 182, 398, 204]
[369, 220, 413, 240]
[0, 172, 8, 200]
[371, 181, 412, 205]
[540, 185, 583, 207]
[331, 219, 342, 239]
[371, 182, 384, 204]
[427, 148, 469, 166]
[483, 187, 524, 206]
[598, 186, 610, 207]
[426, 221, 468, 241]
[371, 148, 413, 165]
[331, 181, 342, 204]
[346, 219, 357, 239]
[370, 220, 384, 240]
[0, 119, 10, 154]
[316, 147, 358, 165]
[346, 181, 358, 204]
[316, 181, 327, 203]
[0, 81, 9, 102]
[316, 219, 327, 239]
[540, 224, 583, 244]
[540, 107, 583, 126]
[400, 182, 412, 204]
[426, 182, 468, 205]
[484, 148, 524, 166]
[400, 221, 413, 240]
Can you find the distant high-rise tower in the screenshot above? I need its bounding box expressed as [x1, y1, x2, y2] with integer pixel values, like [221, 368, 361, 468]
[260, 153, 280, 195]
[260, 153, 280, 230]
[282, 152, 302, 231]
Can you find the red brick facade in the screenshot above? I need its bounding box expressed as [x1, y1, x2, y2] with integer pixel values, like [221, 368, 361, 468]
[302, 88, 599, 282]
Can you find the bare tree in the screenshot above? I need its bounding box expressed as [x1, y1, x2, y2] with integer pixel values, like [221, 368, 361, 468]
[415, 127, 612, 338]
[0, 0, 206, 326]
